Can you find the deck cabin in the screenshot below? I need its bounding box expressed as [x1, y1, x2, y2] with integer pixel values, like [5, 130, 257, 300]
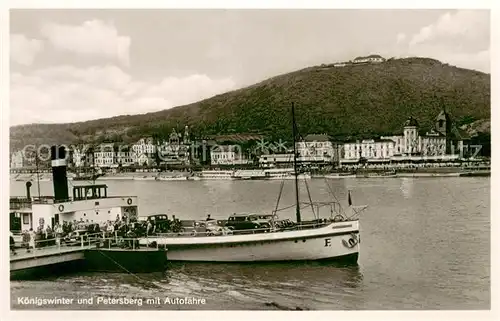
[10, 184, 138, 232]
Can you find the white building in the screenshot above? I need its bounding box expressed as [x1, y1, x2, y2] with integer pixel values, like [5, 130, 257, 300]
[10, 151, 24, 169]
[353, 54, 386, 64]
[157, 128, 190, 165]
[341, 111, 465, 164]
[71, 148, 87, 168]
[94, 148, 115, 168]
[341, 139, 395, 163]
[115, 150, 135, 167]
[380, 116, 447, 157]
[132, 137, 156, 166]
[259, 153, 294, 168]
[210, 145, 250, 166]
[296, 134, 336, 164]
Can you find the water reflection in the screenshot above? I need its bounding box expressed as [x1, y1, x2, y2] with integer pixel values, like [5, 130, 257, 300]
[165, 261, 363, 290]
[400, 178, 414, 199]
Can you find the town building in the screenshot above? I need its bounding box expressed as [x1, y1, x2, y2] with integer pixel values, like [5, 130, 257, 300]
[258, 153, 294, 168]
[342, 139, 395, 163]
[340, 109, 468, 164]
[158, 127, 191, 166]
[70, 146, 88, 168]
[210, 145, 251, 166]
[296, 134, 337, 164]
[10, 151, 24, 169]
[132, 137, 156, 166]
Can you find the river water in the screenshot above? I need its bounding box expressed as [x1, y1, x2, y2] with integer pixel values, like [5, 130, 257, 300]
[10, 177, 490, 310]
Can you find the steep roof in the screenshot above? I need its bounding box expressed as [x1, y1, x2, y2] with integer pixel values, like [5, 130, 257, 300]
[435, 109, 452, 122]
[403, 116, 419, 127]
[303, 134, 331, 142]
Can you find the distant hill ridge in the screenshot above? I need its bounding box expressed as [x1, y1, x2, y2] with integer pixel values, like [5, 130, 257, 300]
[10, 56, 490, 151]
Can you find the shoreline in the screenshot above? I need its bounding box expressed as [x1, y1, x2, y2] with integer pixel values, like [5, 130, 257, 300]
[10, 169, 490, 182]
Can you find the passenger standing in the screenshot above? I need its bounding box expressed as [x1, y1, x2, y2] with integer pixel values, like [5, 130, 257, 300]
[28, 228, 35, 252]
[10, 232, 16, 255]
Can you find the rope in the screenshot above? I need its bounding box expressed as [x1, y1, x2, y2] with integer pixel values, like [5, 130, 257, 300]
[323, 177, 345, 216]
[303, 177, 317, 219]
[273, 179, 285, 214]
[96, 248, 151, 284]
[272, 179, 286, 229]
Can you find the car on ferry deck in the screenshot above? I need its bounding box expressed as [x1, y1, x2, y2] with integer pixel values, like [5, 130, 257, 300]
[225, 213, 273, 232]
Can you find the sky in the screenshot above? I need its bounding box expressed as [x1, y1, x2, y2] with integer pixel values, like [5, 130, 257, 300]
[9, 9, 491, 126]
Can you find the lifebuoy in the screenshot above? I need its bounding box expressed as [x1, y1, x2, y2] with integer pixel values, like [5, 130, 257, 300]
[127, 198, 132, 205]
[191, 230, 197, 236]
[58, 205, 64, 212]
[342, 233, 358, 249]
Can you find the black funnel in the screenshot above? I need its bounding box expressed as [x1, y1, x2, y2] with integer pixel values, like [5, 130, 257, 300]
[51, 146, 69, 202]
[26, 181, 32, 199]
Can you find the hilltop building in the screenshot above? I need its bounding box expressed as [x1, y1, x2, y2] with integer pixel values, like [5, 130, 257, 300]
[353, 54, 386, 64]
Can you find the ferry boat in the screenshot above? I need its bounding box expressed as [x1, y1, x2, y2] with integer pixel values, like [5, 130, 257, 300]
[325, 172, 357, 179]
[138, 103, 367, 262]
[198, 170, 235, 180]
[134, 175, 157, 180]
[233, 169, 266, 180]
[9, 147, 139, 235]
[156, 175, 188, 181]
[359, 170, 397, 178]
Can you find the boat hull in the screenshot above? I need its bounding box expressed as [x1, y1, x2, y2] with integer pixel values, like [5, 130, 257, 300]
[139, 222, 359, 262]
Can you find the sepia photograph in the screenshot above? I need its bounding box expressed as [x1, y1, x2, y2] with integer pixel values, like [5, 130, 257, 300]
[6, 3, 492, 315]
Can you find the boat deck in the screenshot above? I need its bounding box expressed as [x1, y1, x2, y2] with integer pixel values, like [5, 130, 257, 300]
[10, 245, 86, 261]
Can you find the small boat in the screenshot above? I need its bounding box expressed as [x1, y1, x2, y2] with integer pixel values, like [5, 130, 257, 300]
[325, 173, 356, 179]
[73, 174, 102, 181]
[156, 176, 188, 181]
[198, 170, 235, 180]
[264, 168, 311, 180]
[134, 176, 157, 180]
[360, 171, 397, 178]
[233, 169, 267, 180]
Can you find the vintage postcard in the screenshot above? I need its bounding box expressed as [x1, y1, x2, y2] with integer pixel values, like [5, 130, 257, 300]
[3, 1, 494, 320]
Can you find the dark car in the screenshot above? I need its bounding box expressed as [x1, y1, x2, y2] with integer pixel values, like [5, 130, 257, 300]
[225, 213, 273, 232]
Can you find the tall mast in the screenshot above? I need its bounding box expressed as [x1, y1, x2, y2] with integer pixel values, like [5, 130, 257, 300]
[35, 148, 41, 199]
[291, 102, 301, 223]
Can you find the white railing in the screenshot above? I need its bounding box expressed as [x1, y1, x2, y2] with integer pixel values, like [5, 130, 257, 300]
[145, 221, 338, 239]
[11, 232, 103, 257]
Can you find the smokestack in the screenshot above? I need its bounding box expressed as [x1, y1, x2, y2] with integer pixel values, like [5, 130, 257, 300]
[51, 146, 69, 202]
[26, 181, 32, 199]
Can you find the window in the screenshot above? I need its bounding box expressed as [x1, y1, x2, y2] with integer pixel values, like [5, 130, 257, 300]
[23, 213, 29, 224]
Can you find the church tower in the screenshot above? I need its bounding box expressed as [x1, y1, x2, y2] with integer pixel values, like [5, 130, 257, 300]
[435, 108, 453, 154]
[403, 116, 419, 154]
[435, 109, 452, 137]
